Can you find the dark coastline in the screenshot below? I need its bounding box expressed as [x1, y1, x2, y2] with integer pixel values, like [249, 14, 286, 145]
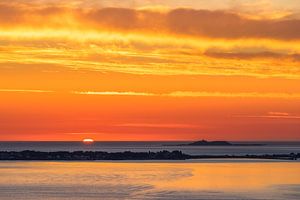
[0, 150, 299, 161]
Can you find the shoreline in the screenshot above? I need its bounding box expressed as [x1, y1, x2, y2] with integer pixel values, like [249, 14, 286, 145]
[0, 150, 299, 161]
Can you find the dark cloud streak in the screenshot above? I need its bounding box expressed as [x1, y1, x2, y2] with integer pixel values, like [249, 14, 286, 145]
[204, 50, 300, 61]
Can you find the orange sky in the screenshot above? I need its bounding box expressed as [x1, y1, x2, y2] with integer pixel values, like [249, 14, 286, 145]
[0, 0, 299, 141]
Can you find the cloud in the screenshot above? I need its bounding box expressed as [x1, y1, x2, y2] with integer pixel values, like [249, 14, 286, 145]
[0, 89, 53, 93]
[204, 50, 300, 60]
[72, 91, 154, 96]
[0, 3, 300, 40]
[64, 132, 98, 135]
[267, 112, 290, 116]
[4, 90, 300, 98]
[115, 123, 201, 128]
[166, 91, 300, 99]
[72, 91, 300, 99]
[1, 1, 300, 79]
[229, 0, 295, 20]
[235, 112, 300, 119]
[166, 9, 300, 40]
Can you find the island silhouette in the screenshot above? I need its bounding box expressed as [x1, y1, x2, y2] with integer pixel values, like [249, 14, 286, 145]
[187, 140, 233, 146]
[166, 140, 265, 146]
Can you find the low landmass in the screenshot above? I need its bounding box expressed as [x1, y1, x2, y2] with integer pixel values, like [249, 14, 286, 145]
[0, 150, 299, 161]
[169, 140, 265, 146]
[187, 140, 232, 146]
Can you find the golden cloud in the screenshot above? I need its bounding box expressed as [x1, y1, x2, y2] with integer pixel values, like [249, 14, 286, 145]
[1, 3, 300, 40]
[0, 1, 300, 79]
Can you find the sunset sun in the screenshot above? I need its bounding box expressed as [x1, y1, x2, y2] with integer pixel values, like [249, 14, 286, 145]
[83, 139, 94, 144]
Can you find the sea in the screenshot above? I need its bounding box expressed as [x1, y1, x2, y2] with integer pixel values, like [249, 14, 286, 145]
[0, 160, 300, 200]
[0, 141, 300, 200]
[0, 141, 300, 155]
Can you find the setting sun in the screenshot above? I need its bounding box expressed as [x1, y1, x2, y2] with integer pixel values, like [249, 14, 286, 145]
[83, 139, 94, 144]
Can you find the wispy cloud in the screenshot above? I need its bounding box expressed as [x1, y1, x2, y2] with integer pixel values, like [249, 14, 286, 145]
[64, 132, 98, 135]
[3, 90, 299, 98]
[0, 89, 53, 93]
[115, 123, 201, 128]
[235, 112, 300, 119]
[166, 91, 300, 98]
[267, 112, 290, 116]
[72, 91, 154, 96]
[71, 91, 300, 99]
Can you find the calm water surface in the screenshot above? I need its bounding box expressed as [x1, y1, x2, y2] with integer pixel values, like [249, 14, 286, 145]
[0, 160, 299, 200]
[1, 141, 300, 155]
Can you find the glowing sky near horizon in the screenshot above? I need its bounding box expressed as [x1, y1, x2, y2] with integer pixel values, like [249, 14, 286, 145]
[0, 0, 299, 141]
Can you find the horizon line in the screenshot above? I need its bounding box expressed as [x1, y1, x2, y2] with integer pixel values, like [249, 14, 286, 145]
[1, 140, 300, 142]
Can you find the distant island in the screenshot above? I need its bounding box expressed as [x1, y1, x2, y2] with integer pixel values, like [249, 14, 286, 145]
[169, 140, 265, 146]
[0, 150, 299, 161]
[188, 140, 233, 146]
